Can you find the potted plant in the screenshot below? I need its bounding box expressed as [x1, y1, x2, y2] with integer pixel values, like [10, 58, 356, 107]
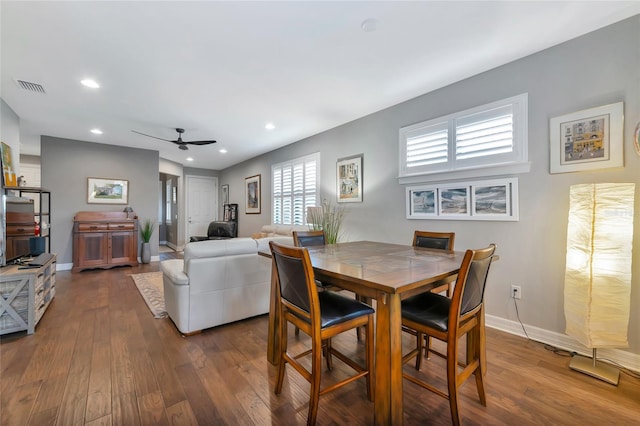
[139, 218, 156, 264]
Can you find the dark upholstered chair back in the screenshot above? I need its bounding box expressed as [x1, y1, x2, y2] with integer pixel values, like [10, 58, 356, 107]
[460, 252, 494, 315]
[413, 231, 455, 251]
[271, 243, 313, 314]
[293, 230, 326, 248]
[207, 221, 237, 238]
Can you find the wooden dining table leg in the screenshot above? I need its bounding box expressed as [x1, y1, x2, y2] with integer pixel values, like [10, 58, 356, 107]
[374, 291, 404, 425]
[267, 259, 280, 365]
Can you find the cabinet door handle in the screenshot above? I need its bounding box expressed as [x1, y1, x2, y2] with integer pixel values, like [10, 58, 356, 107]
[90, 226, 98, 229]
[117, 225, 125, 228]
[17, 228, 25, 232]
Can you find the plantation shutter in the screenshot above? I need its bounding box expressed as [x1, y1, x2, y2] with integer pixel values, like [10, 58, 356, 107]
[272, 153, 319, 225]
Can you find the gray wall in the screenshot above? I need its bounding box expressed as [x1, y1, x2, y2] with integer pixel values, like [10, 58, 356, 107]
[41, 136, 160, 266]
[221, 17, 640, 355]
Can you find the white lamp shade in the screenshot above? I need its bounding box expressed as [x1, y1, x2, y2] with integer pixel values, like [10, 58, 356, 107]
[564, 183, 635, 348]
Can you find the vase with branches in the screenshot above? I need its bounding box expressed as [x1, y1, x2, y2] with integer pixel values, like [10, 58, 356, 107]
[307, 200, 347, 244]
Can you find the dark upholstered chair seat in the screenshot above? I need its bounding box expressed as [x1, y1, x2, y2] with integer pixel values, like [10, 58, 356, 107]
[402, 292, 450, 332]
[291, 291, 374, 329]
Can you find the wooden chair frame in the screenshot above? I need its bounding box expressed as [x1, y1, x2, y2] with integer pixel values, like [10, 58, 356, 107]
[413, 230, 456, 296]
[401, 244, 496, 426]
[270, 242, 374, 425]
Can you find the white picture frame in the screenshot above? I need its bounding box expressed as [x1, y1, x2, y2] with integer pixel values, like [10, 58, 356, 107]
[406, 177, 519, 221]
[549, 102, 624, 174]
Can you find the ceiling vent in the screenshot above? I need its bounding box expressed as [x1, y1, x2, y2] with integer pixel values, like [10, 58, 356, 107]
[15, 79, 46, 94]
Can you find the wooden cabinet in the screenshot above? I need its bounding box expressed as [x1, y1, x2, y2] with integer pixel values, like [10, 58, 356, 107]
[0, 253, 56, 335]
[73, 211, 138, 272]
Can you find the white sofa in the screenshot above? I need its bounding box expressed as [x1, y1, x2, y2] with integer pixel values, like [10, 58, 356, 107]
[160, 225, 307, 334]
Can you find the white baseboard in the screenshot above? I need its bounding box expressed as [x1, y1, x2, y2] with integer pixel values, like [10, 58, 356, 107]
[57, 262, 73, 271]
[486, 314, 640, 373]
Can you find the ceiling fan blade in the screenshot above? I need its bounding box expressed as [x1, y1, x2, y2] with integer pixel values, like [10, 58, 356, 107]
[185, 140, 217, 145]
[131, 130, 173, 142]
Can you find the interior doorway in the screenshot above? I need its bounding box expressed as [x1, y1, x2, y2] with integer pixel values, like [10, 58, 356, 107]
[185, 175, 218, 241]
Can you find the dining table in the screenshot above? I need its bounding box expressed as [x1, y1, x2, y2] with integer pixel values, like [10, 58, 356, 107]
[265, 240, 467, 425]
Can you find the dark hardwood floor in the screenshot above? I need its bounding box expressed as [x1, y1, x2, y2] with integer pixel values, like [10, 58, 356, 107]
[2, 253, 639, 425]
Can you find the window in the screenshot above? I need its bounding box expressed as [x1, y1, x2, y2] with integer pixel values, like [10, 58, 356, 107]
[272, 152, 320, 225]
[399, 93, 529, 183]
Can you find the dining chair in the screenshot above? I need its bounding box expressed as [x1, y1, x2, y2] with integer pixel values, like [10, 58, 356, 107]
[413, 230, 456, 296]
[401, 244, 496, 426]
[293, 230, 368, 341]
[269, 241, 374, 425]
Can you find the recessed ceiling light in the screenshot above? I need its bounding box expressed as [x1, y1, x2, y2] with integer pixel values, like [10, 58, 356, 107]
[219, 148, 228, 154]
[265, 123, 275, 130]
[90, 128, 103, 135]
[81, 79, 100, 88]
[186, 157, 194, 162]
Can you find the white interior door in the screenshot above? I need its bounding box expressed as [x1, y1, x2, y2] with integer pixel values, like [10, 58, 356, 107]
[186, 176, 218, 240]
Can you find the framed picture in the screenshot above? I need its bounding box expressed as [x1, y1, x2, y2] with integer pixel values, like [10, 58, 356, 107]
[549, 102, 624, 174]
[221, 184, 229, 205]
[87, 177, 129, 204]
[1, 141, 17, 187]
[439, 186, 469, 217]
[406, 186, 437, 219]
[245, 174, 261, 214]
[337, 154, 363, 203]
[634, 121, 640, 157]
[471, 178, 519, 221]
[406, 178, 518, 221]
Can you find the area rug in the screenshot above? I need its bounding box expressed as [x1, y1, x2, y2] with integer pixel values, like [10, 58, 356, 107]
[130, 271, 167, 318]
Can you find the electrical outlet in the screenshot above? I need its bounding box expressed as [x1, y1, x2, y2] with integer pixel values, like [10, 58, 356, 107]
[511, 285, 522, 300]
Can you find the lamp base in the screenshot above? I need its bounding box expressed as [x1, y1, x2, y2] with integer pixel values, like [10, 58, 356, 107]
[569, 354, 619, 385]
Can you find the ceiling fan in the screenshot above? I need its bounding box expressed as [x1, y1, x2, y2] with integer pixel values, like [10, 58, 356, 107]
[132, 128, 216, 150]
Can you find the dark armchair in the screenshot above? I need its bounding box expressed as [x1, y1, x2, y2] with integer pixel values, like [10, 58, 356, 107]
[189, 221, 237, 242]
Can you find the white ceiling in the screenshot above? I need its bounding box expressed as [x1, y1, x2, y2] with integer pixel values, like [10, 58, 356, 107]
[2, 1, 638, 170]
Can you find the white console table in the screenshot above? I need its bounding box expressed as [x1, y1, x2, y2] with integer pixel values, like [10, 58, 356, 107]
[0, 254, 56, 335]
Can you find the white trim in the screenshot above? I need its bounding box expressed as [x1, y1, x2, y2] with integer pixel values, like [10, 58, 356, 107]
[56, 262, 73, 271]
[398, 161, 531, 184]
[486, 314, 640, 373]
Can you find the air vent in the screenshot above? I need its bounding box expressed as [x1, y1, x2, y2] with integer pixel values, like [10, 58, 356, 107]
[15, 79, 46, 94]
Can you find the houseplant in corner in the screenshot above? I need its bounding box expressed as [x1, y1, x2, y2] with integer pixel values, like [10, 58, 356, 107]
[140, 218, 156, 264]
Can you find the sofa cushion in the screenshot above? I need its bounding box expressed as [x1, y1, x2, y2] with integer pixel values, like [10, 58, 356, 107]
[185, 238, 258, 259]
[255, 236, 295, 254]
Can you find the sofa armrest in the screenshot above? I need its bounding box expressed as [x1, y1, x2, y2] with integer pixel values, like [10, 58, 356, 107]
[160, 259, 189, 285]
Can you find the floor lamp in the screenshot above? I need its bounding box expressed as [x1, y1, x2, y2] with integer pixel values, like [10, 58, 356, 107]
[564, 183, 635, 385]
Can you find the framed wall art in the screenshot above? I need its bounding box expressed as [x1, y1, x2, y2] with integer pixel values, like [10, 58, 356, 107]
[87, 177, 129, 204]
[221, 184, 229, 205]
[406, 177, 518, 221]
[549, 102, 624, 174]
[439, 186, 469, 218]
[245, 174, 261, 214]
[406, 186, 437, 218]
[634, 121, 640, 157]
[337, 154, 363, 203]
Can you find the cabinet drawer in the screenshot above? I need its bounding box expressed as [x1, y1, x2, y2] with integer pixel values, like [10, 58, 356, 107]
[108, 222, 134, 231]
[6, 225, 35, 235]
[78, 223, 108, 232]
